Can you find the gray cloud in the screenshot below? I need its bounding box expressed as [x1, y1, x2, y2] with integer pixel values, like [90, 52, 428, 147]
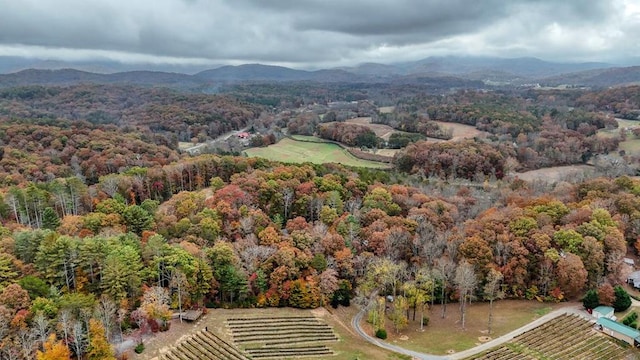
[0, 0, 636, 67]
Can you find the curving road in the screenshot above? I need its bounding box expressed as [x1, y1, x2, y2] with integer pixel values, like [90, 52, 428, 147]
[351, 304, 585, 360]
[351, 309, 447, 360]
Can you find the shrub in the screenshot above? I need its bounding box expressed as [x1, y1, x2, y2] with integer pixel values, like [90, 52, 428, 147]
[582, 289, 599, 310]
[623, 312, 638, 327]
[375, 328, 387, 339]
[613, 286, 632, 312]
[160, 321, 171, 332]
[422, 316, 430, 327]
[134, 342, 145, 354]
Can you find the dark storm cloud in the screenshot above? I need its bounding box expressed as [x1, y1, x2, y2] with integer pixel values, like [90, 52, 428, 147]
[0, 0, 636, 66]
[245, 0, 511, 36]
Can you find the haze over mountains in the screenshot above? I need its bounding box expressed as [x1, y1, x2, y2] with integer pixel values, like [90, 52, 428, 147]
[0, 56, 638, 89]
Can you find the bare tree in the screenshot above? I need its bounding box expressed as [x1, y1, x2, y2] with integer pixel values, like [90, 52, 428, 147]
[415, 221, 447, 266]
[0, 344, 20, 360]
[32, 312, 50, 349]
[0, 306, 10, 342]
[345, 197, 362, 215]
[434, 257, 456, 318]
[70, 320, 87, 359]
[239, 245, 276, 274]
[16, 328, 37, 360]
[538, 257, 554, 297]
[483, 268, 504, 334]
[384, 228, 411, 261]
[116, 307, 128, 343]
[95, 295, 117, 341]
[100, 176, 120, 198]
[282, 188, 294, 220]
[239, 216, 255, 235]
[170, 270, 188, 322]
[311, 222, 328, 239]
[57, 309, 73, 347]
[455, 260, 477, 329]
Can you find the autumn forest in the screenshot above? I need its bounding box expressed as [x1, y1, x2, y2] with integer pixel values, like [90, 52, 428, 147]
[1, 80, 640, 359]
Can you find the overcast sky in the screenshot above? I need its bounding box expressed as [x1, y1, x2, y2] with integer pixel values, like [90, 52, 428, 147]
[0, 0, 638, 69]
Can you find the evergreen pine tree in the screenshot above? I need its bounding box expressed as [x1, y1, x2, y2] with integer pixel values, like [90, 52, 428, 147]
[41, 207, 60, 230]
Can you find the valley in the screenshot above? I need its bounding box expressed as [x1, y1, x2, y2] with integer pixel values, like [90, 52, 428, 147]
[0, 61, 639, 360]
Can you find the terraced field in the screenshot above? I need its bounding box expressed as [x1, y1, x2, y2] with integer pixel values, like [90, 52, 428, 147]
[227, 315, 338, 359]
[468, 313, 637, 360]
[159, 328, 250, 360]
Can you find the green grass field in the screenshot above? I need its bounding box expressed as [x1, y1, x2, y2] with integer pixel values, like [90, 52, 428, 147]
[244, 138, 391, 168]
[597, 118, 640, 155]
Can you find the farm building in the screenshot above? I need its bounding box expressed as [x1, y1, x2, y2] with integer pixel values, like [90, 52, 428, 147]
[596, 317, 640, 346]
[592, 306, 615, 320]
[237, 132, 251, 139]
[627, 270, 640, 289]
[624, 257, 635, 266]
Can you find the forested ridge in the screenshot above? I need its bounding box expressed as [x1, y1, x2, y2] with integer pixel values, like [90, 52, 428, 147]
[0, 82, 639, 358]
[0, 85, 263, 142]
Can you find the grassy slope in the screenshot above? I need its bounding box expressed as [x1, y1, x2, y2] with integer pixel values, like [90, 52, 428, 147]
[244, 137, 391, 169]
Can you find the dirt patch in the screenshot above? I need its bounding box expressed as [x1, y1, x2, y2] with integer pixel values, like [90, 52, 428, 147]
[514, 165, 595, 183]
[130, 316, 209, 360]
[431, 121, 489, 141]
[344, 117, 400, 141]
[344, 117, 489, 142]
[375, 149, 401, 157]
[478, 336, 492, 342]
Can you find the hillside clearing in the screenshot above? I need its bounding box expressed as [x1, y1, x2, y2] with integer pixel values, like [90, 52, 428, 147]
[597, 118, 640, 155]
[430, 121, 489, 141]
[513, 165, 596, 183]
[344, 117, 400, 141]
[244, 138, 391, 168]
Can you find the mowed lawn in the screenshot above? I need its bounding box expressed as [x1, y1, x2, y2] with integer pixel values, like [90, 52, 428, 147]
[244, 138, 391, 168]
[361, 299, 568, 356]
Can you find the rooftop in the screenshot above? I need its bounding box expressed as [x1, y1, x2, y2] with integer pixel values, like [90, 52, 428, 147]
[593, 306, 614, 315]
[597, 317, 640, 339]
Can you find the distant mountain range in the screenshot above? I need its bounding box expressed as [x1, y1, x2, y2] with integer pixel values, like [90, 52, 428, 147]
[0, 56, 638, 89]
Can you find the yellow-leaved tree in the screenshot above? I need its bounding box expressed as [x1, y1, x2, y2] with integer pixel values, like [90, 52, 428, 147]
[36, 334, 71, 360]
[87, 319, 116, 360]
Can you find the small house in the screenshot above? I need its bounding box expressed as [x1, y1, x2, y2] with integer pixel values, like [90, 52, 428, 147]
[627, 270, 640, 289]
[624, 257, 635, 267]
[596, 317, 640, 345]
[592, 306, 615, 320]
[237, 132, 251, 139]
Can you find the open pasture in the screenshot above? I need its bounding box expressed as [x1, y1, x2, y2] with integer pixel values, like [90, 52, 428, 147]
[597, 118, 640, 155]
[244, 137, 391, 168]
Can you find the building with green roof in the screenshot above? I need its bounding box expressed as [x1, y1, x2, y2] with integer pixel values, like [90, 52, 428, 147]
[592, 305, 615, 320]
[596, 317, 640, 346]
